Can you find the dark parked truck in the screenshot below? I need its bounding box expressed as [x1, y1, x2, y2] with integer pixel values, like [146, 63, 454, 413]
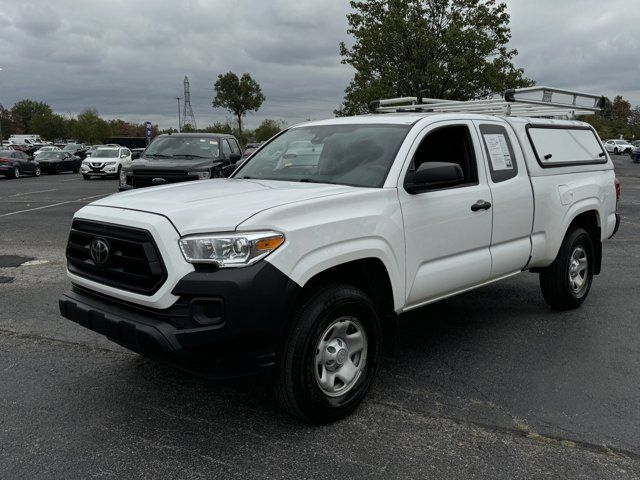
[118, 133, 242, 190]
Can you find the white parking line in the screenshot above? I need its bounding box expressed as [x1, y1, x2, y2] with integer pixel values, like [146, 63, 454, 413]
[9, 188, 58, 197]
[62, 178, 82, 182]
[0, 193, 111, 217]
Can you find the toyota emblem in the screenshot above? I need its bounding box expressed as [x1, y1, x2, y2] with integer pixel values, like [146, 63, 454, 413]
[90, 238, 110, 266]
[152, 177, 166, 185]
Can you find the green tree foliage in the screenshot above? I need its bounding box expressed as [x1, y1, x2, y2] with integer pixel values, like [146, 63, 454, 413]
[585, 95, 640, 140]
[0, 104, 12, 141]
[337, 0, 533, 115]
[30, 113, 68, 140]
[10, 99, 53, 133]
[73, 108, 111, 144]
[202, 121, 235, 135]
[254, 119, 286, 142]
[213, 72, 265, 137]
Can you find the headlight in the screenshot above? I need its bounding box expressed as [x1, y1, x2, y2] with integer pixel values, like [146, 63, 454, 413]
[179, 231, 285, 267]
[194, 171, 211, 180]
[82, 160, 90, 165]
[104, 161, 116, 166]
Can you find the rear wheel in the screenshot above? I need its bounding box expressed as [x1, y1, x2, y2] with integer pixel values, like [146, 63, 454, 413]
[539, 227, 594, 310]
[275, 284, 382, 423]
[33, 166, 41, 177]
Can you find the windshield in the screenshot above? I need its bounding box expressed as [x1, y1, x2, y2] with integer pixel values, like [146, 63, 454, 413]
[39, 152, 63, 159]
[144, 136, 220, 159]
[615, 140, 629, 145]
[233, 124, 410, 187]
[62, 144, 79, 151]
[92, 149, 119, 158]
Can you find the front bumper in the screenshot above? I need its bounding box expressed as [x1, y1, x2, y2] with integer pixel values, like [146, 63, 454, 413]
[81, 165, 118, 175]
[609, 213, 621, 239]
[59, 261, 300, 378]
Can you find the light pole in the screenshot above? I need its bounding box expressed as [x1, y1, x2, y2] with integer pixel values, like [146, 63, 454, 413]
[176, 96, 182, 133]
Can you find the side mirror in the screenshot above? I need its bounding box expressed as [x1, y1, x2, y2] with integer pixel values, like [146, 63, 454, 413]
[132, 152, 141, 160]
[406, 162, 465, 193]
[229, 153, 241, 163]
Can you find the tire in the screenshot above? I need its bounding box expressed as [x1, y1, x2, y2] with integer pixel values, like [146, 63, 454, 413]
[115, 164, 122, 179]
[34, 166, 41, 177]
[82, 174, 91, 180]
[11, 167, 20, 179]
[275, 284, 382, 423]
[73, 166, 80, 174]
[614, 148, 619, 155]
[539, 227, 594, 310]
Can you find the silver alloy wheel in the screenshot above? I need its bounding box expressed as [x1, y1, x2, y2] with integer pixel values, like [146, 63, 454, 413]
[34, 167, 41, 177]
[568, 246, 588, 294]
[314, 316, 367, 397]
[14, 167, 20, 178]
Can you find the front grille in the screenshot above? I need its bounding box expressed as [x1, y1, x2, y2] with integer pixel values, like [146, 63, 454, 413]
[131, 169, 196, 188]
[66, 219, 167, 295]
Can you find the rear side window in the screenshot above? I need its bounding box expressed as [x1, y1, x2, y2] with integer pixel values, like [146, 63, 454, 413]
[479, 124, 518, 183]
[527, 126, 606, 167]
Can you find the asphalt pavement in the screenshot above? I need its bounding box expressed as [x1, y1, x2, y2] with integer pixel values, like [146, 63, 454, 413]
[1, 159, 639, 479]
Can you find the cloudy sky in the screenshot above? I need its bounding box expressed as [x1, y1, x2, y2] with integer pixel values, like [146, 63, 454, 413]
[0, 0, 638, 129]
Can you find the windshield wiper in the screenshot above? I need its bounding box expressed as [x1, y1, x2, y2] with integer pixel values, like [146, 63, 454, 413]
[145, 154, 171, 158]
[170, 154, 209, 159]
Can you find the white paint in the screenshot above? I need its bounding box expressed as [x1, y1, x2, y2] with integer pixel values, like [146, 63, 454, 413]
[0, 193, 110, 217]
[66, 112, 617, 313]
[9, 188, 57, 197]
[21, 259, 50, 266]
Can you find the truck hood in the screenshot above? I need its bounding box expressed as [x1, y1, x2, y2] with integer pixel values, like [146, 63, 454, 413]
[91, 178, 358, 235]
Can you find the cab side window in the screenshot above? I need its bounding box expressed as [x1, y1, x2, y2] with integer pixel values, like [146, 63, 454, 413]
[229, 139, 241, 155]
[405, 125, 478, 192]
[221, 139, 233, 158]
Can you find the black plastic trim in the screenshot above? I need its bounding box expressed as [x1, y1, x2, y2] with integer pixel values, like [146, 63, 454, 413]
[60, 261, 301, 378]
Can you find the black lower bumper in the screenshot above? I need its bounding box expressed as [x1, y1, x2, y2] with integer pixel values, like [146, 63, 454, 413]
[610, 213, 621, 239]
[59, 262, 300, 379]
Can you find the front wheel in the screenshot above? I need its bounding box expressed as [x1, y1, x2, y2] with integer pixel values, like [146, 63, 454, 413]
[614, 148, 619, 155]
[11, 167, 20, 179]
[33, 166, 41, 177]
[82, 174, 91, 180]
[539, 227, 594, 310]
[275, 284, 382, 423]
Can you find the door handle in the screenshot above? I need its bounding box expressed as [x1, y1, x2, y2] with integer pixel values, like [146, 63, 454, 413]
[471, 200, 492, 211]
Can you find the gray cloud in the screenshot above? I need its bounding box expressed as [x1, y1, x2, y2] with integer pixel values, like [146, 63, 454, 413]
[0, 0, 638, 130]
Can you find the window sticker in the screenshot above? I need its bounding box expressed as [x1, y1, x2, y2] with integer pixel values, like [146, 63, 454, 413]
[483, 134, 513, 170]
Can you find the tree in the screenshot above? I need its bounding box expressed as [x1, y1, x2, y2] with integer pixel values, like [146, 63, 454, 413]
[611, 95, 631, 123]
[337, 0, 533, 115]
[212, 72, 265, 137]
[30, 113, 68, 141]
[0, 104, 12, 142]
[73, 108, 111, 144]
[254, 119, 286, 142]
[10, 99, 53, 133]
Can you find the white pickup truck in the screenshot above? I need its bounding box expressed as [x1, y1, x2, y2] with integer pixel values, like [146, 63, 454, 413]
[59, 88, 620, 423]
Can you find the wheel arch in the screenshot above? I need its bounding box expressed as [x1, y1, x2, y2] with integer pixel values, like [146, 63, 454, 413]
[297, 257, 397, 320]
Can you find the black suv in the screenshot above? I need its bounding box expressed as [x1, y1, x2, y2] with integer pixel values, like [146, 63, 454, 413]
[118, 133, 242, 190]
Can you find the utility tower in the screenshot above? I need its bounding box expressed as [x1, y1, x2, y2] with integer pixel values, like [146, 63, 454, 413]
[182, 76, 197, 130]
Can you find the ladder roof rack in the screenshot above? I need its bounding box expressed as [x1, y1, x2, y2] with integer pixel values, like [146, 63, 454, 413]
[369, 86, 607, 119]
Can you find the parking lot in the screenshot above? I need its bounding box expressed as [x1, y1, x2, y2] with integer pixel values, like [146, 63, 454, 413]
[1, 158, 639, 479]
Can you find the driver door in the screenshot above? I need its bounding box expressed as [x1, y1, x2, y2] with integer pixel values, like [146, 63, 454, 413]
[398, 121, 493, 309]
